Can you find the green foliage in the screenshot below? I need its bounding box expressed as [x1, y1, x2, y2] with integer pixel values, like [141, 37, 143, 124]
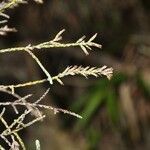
[86, 127, 102, 150]
[70, 73, 127, 149]
[72, 73, 126, 130]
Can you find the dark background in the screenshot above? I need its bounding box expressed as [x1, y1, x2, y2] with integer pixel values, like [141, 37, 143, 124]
[0, 0, 150, 149]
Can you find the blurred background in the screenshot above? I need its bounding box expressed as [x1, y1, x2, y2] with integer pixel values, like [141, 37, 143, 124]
[0, 0, 150, 149]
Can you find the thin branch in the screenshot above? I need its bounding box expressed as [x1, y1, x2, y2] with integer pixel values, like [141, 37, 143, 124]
[0, 0, 27, 13]
[0, 101, 82, 119]
[0, 25, 16, 35]
[25, 49, 53, 84]
[13, 132, 25, 150]
[0, 65, 113, 89]
[0, 30, 102, 55]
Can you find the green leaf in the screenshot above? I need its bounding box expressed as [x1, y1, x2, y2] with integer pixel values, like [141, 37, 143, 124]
[76, 89, 106, 129]
[106, 90, 119, 125]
